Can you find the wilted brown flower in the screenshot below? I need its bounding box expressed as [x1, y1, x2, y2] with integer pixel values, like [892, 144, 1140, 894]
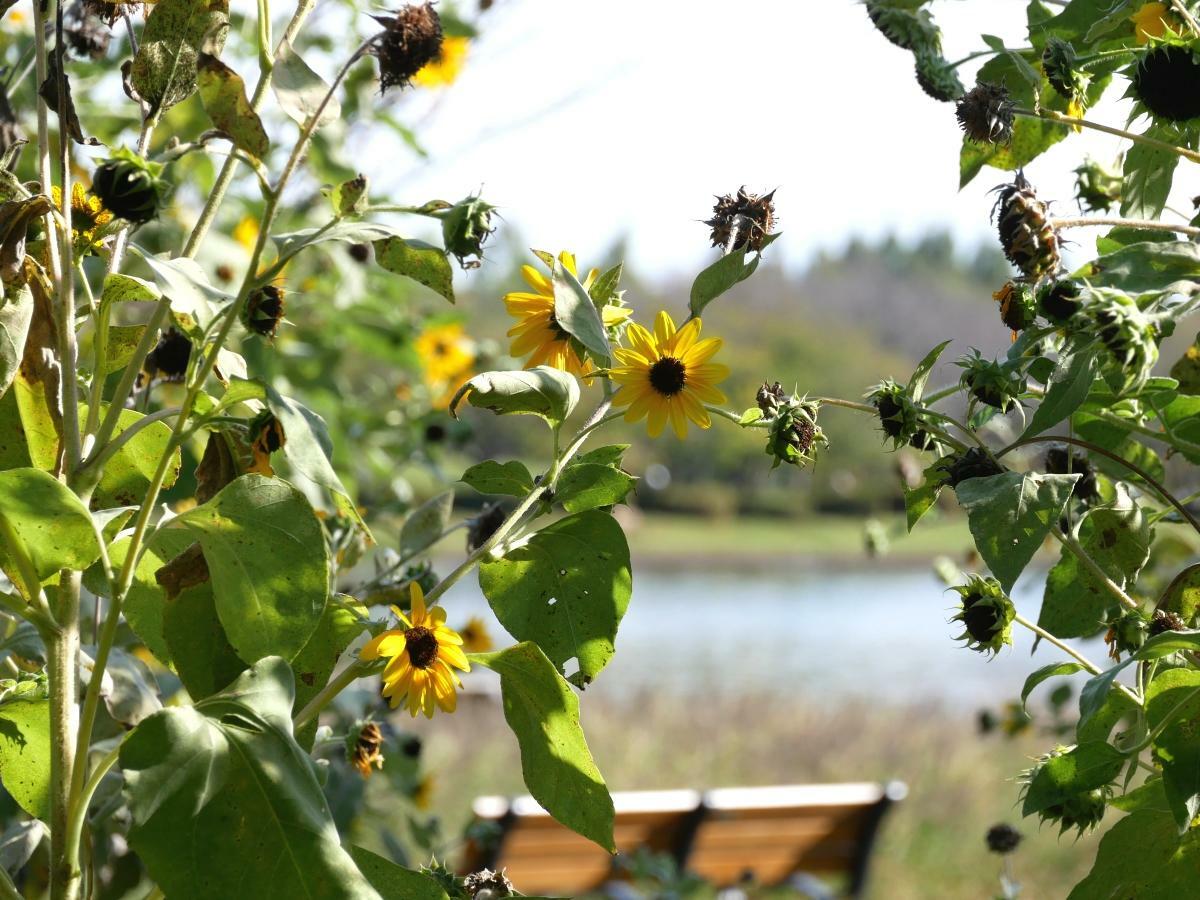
[706, 187, 776, 253]
[956, 82, 1015, 144]
[371, 3, 445, 94]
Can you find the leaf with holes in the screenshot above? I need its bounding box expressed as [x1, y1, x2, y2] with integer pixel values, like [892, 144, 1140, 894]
[197, 54, 269, 161]
[373, 236, 455, 303]
[130, 0, 230, 114]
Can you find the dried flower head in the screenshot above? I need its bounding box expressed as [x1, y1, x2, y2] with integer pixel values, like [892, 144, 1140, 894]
[1132, 44, 1200, 122]
[241, 284, 286, 339]
[1038, 279, 1084, 324]
[1150, 608, 1186, 635]
[347, 721, 385, 778]
[985, 823, 1022, 855]
[65, 7, 112, 60]
[142, 328, 192, 383]
[462, 868, 514, 898]
[755, 381, 787, 417]
[956, 82, 1015, 145]
[993, 281, 1037, 333]
[706, 187, 777, 253]
[1044, 445, 1099, 503]
[992, 173, 1060, 281]
[371, 3, 445, 94]
[944, 448, 1006, 489]
[867, 379, 929, 450]
[466, 503, 507, 552]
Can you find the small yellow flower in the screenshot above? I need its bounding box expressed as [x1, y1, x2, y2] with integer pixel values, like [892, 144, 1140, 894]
[233, 215, 259, 252]
[412, 773, 435, 810]
[1130, 2, 1175, 43]
[458, 616, 494, 653]
[52, 183, 113, 254]
[504, 251, 632, 376]
[610, 311, 729, 439]
[360, 582, 470, 718]
[414, 35, 470, 87]
[416, 322, 475, 385]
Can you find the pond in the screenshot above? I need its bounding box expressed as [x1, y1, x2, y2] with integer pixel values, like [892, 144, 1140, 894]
[438, 564, 1101, 708]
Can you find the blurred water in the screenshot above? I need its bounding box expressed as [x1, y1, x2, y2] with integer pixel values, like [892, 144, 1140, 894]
[439, 565, 1101, 709]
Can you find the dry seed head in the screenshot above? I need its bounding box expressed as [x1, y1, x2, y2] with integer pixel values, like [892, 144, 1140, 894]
[956, 82, 1015, 145]
[992, 173, 1060, 281]
[371, 3, 445, 94]
[706, 187, 777, 253]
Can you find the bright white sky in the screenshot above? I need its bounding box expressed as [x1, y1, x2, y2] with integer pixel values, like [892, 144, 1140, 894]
[369, 0, 1197, 280]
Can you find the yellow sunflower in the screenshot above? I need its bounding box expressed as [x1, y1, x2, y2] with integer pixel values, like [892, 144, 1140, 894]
[505, 251, 631, 376]
[1130, 2, 1175, 43]
[52, 182, 113, 254]
[416, 322, 475, 384]
[458, 616, 493, 653]
[233, 215, 259, 251]
[414, 35, 470, 87]
[611, 311, 729, 439]
[360, 582, 470, 718]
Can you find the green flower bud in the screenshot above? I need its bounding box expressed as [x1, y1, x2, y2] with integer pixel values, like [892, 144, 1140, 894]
[764, 396, 827, 470]
[867, 379, 928, 449]
[956, 350, 1026, 412]
[1038, 279, 1085, 325]
[1086, 291, 1160, 393]
[440, 193, 496, 269]
[914, 50, 964, 102]
[1104, 610, 1149, 661]
[91, 147, 166, 225]
[950, 574, 1015, 656]
[865, 1, 941, 53]
[1042, 37, 1089, 103]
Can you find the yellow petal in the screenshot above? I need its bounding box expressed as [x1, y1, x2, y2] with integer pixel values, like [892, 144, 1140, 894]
[668, 400, 689, 439]
[601, 305, 633, 326]
[690, 363, 730, 384]
[409, 582, 427, 624]
[439, 642, 470, 670]
[654, 310, 676, 346]
[521, 265, 552, 295]
[683, 337, 723, 366]
[646, 401, 669, 438]
[680, 391, 712, 429]
[670, 318, 702, 358]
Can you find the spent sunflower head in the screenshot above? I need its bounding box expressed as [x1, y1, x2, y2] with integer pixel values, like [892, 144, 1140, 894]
[992, 173, 1061, 281]
[370, 3, 444, 94]
[1131, 41, 1200, 123]
[360, 582, 470, 717]
[956, 82, 1015, 145]
[610, 311, 729, 439]
[346, 720, 385, 778]
[504, 250, 631, 376]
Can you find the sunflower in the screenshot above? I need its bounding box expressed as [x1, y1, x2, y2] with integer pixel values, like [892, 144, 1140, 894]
[416, 322, 474, 384]
[610, 311, 729, 439]
[360, 582, 469, 717]
[233, 215, 259, 252]
[1130, 2, 1175, 44]
[414, 35, 469, 87]
[505, 251, 631, 376]
[52, 182, 113, 255]
[458, 615, 493, 653]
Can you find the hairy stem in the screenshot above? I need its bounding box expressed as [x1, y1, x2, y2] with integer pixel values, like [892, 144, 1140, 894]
[48, 571, 82, 900]
[1053, 528, 1140, 612]
[62, 742, 121, 883]
[1013, 612, 1142, 706]
[1051, 216, 1200, 238]
[1013, 108, 1200, 164]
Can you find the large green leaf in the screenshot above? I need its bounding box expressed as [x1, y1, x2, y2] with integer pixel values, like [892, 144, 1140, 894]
[553, 463, 636, 513]
[0, 681, 50, 820]
[373, 237, 455, 304]
[1082, 241, 1200, 294]
[81, 404, 180, 510]
[479, 510, 631, 687]
[1021, 741, 1125, 817]
[348, 847, 449, 900]
[163, 580, 247, 700]
[954, 472, 1077, 592]
[170, 475, 328, 663]
[450, 367, 579, 429]
[0, 468, 100, 593]
[197, 54, 269, 161]
[1024, 350, 1098, 438]
[461, 459, 535, 497]
[1147, 668, 1200, 832]
[291, 595, 368, 750]
[1021, 661, 1086, 711]
[472, 643, 615, 852]
[1122, 130, 1180, 220]
[129, 0, 230, 114]
[687, 234, 780, 318]
[121, 658, 379, 899]
[0, 286, 31, 400]
[1067, 804, 1200, 898]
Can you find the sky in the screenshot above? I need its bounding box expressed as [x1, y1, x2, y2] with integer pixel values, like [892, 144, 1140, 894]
[362, 0, 1197, 283]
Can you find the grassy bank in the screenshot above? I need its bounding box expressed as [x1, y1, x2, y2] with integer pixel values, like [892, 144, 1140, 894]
[362, 692, 1100, 899]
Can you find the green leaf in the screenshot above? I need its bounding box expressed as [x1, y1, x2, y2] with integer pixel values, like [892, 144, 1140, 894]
[121, 658, 379, 899]
[461, 460, 535, 497]
[1122, 132, 1180, 220]
[450, 367, 579, 429]
[82, 404, 180, 510]
[907, 339, 952, 401]
[399, 491, 454, 557]
[1024, 349, 1098, 438]
[1079, 657, 1135, 733]
[212, 376, 267, 413]
[552, 260, 610, 359]
[373, 237, 455, 303]
[472, 643, 615, 852]
[0, 286, 31, 399]
[99, 325, 147, 375]
[688, 236, 780, 318]
[171, 475, 328, 663]
[575, 444, 629, 468]
[479, 510, 632, 687]
[954, 471, 1077, 593]
[1021, 661, 1086, 711]
[0, 468, 100, 590]
[1139, 629, 1200, 660]
[554, 463, 636, 513]
[348, 846, 450, 900]
[129, 0, 230, 115]
[272, 222, 399, 260]
[1146, 668, 1200, 831]
[1083, 240, 1200, 294]
[164, 579, 247, 700]
[291, 595, 368, 750]
[0, 686, 50, 820]
[197, 54, 269, 161]
[1067, 803, 1200, 898]
[271, 39, 341, 129]
[588, 263, 623, 306]
[137, 251, 232, 336]
[1021, 741, 1126, 817]
[99, 273, 159, 307]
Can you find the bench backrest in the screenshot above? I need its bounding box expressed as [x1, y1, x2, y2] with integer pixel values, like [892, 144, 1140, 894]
[461, 782, 906, 897]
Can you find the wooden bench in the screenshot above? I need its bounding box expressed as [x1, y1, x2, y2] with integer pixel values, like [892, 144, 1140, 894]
[461, 782, 907, 897]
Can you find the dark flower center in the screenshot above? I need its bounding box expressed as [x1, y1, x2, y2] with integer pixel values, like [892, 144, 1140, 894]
[649, 357, 687, 396]
[547, 310, 570, 339]
[404, 626, 439, 669]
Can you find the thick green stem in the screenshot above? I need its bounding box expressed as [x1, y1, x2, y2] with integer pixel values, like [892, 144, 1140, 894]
[1013, 612, 1142, 706]
[1053, 528, 1140, 612]
[48, 571, 82, 900]
[1013, 107, 1200, 164]
[1051, 216, 1200, 238]
[62, 743, 121, 881]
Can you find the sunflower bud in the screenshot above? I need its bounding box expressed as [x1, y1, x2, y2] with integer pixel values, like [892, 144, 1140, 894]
[957, 351, 1026, 412]
[706, 187, 777, 254]
[346, 720, 385, 778]
[440, 193, 496, 269]
[956, 82, 1015, 145]
[951, 574, 1015, 656]
[864, 1, 941, 53]
[945, 448, 1006, 489]
[1087, 293, 1160, 392]
[91, 148, 166, 225]
[993, 173, 1060, 281]
[1072, 157, 1123, 213]
[994, 281, 1037, 333]
[370, 3, 445, 94]
[867, 379, 929, 450]
[1037, 279, 1084, 325]
[241, 284, 286, 339]
[914, 50, 964, 102]
[1042, 37, 1089, 105]
[142, 327, 192, 383]
[1044, 445, 1099, 503]
[1133, 44, 1200, 123]
[985, 824, 1022, 855]
[1151, 608, 1187, 635]
[764, 396, 827, 469]
[467, 504, 507, 552]
[1104, 610, 1149, 661]
[462, 869, 515, 899]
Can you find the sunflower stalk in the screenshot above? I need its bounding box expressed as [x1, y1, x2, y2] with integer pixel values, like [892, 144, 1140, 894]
[1013, 107, 1200, 164]
[1051, 216, 1200, 237]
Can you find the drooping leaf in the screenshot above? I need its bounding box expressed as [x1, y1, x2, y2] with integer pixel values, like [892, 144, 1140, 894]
[461, 460, 535, 497]
[553, 463, 636, 513]
[907, 339, 952, 401]
[1146, 668, 1200, 832]
[0, 468, 100, 592]
[291, 595, 368, 750]
[0, 681, 50, 820]
[1121, 131, 1180, 220]
[348, 846, 450, 900]
[137, 251, 232, 336]
[479, 510, 631, 687]
[954, 471, 1078, 592]
[0, 286, 31, 399]
[688, 234, 780, 318]
[450, 367, 579, 429]
[87, 647, 162, 727]
[372, 237, 455, 303]
[163, 579, 247, 701]
[130, 0, 230, 114]
[472, 643, 615, 852]
[170, 475, 328, 663]
[121, 658, 379, 899]
[271, 40, 342, 129]
[553, 260, 610, 359]
[1021, 741, 1125, 817]
[399, 491, 453, 557]
[1024, 349, 1099, 438]
[1021, 661, 1086, 711]
[272, 222, 400, 261]
[1078, 657, 1135, 733]
[197, 54, 269, 161]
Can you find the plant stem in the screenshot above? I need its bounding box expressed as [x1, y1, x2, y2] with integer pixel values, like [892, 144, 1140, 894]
[62, 742, 121, 885]
[1053, 528, 1140, 612]
[1013, 612, 1142, 706]
[812, 396, 876, 415]
[293, 659, 370, 729]
[33, 0, 63, 288]
[48, 571, 82, 900]
[1171, 0, 1200, 34]
[1013, 107, 1200, 164]
[1051, 216, 1200, 238]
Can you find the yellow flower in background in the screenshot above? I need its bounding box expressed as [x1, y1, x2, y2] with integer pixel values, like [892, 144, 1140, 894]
[458, 616, 494, 653]
[52, 183, 113, 253]
[1131, 2, 1174, 43]
[412, 773, 435, 810]
[611, 311, 729, 439]
[414, 35, 470, 87]
[505, 251, 632, 376]
[360, 582, 470, 717]
[233, 215, 259, 252]
[416, 322, 475, 385]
